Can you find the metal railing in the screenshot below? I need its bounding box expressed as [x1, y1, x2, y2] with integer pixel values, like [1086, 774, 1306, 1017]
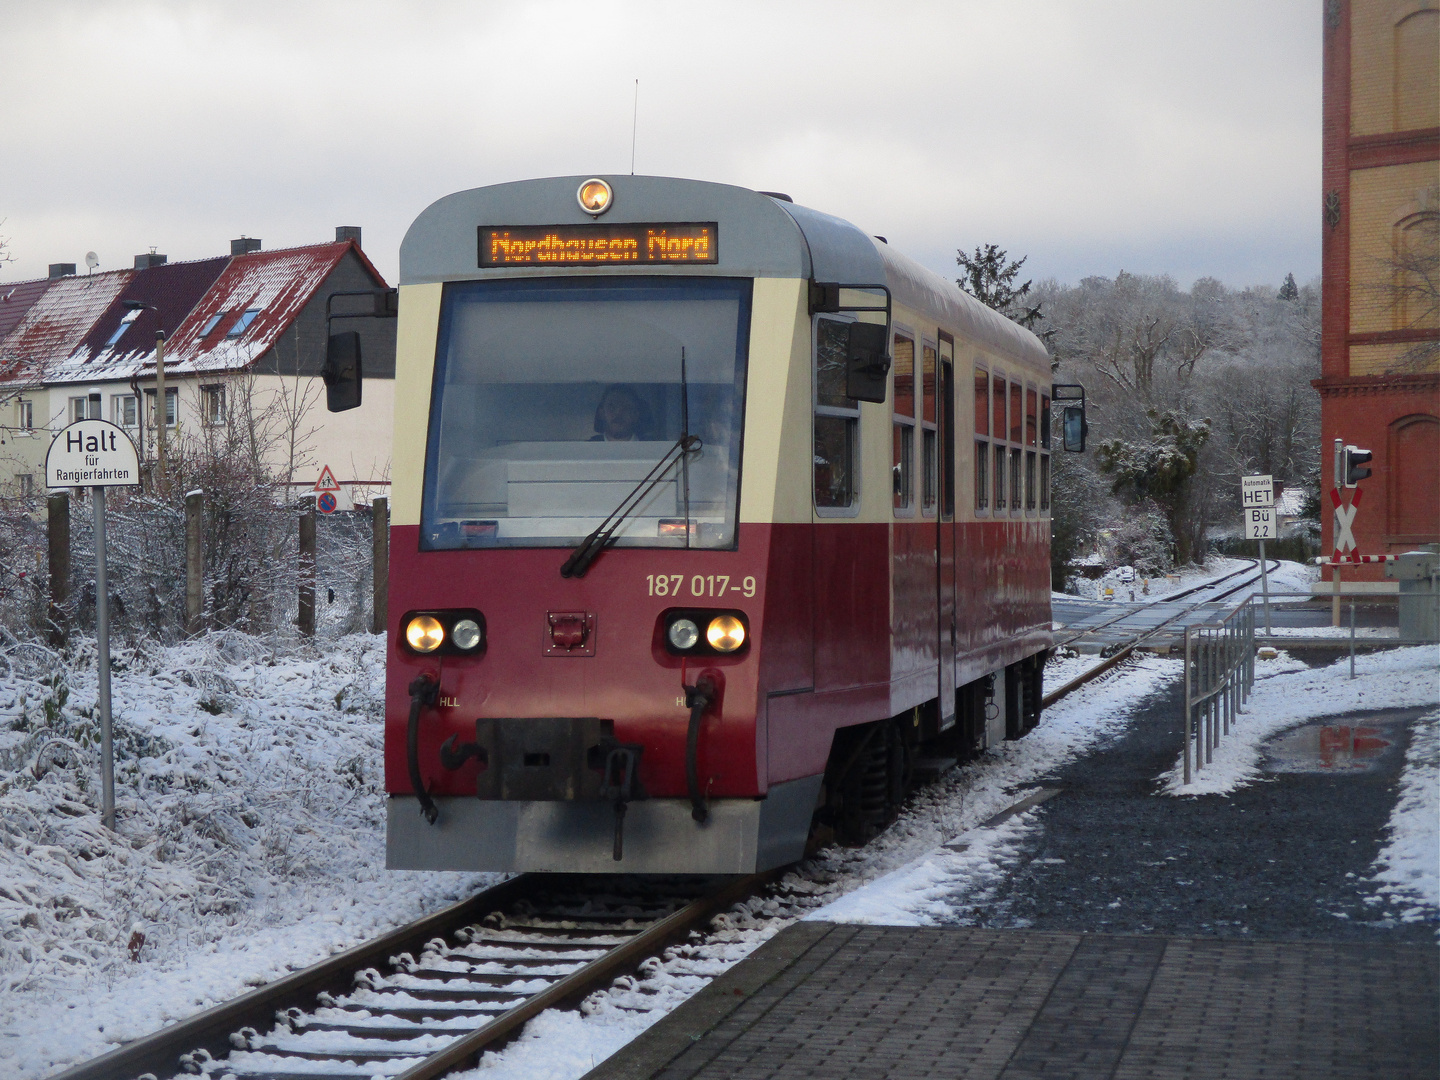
[1182, 597, 1256, 784]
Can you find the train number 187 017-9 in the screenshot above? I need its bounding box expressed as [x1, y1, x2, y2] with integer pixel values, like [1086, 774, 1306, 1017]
[647, 574, 757, 598]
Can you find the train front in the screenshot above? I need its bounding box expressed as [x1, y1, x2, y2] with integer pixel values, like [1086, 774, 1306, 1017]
[384, 176, 813, 874]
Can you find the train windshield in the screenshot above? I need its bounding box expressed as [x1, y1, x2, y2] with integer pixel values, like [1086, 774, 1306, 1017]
[421, 276, 751, 550]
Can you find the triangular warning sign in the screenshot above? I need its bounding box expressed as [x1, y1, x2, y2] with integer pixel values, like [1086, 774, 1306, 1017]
[313, 465, 342, 493]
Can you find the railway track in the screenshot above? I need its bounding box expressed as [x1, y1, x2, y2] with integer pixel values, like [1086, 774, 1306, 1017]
[51, 571, 1283, 1080]
[53, 873, 768, 1080]
[1042, 560, 1276, 707]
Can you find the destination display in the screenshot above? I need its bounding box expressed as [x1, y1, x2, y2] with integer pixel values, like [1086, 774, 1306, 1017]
[479, 223, 718, 266]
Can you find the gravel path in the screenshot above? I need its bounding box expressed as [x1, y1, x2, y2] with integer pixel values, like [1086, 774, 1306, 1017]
[966, 666, 1433, 943]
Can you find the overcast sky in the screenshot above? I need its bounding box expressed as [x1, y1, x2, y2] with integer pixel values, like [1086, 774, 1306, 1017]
[2, 0, 1320, 293]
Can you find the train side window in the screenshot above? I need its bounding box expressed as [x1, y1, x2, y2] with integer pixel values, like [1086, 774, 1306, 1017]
[992, 373, 1006, 448]
[815, 317, 858, 510]
[1010, 448, 1022, 511]
[993, 435, 1006, 510]
[1009, 382, 1022, 444]
[892, 334, 915, 513]
[921, 342, 938, 515]
[1026, 388, 1037, 447]
[940, 350, 955, 519]
[974, 368, 988, 513]
[1040, 392, 1051, 449]
[1040, 452, 1050, 513]
[1025, 450, 1037, 511]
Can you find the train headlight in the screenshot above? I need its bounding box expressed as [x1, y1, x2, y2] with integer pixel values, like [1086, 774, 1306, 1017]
[706, 614, 746, 652]
[667, 618, 700, 651]
[405, 615, 445, 653]
[452, 618, 483, 651]
[577, 178, 613, 216]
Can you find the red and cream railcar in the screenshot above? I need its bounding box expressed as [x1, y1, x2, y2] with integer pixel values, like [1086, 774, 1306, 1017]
[381, 176, 1054, 874]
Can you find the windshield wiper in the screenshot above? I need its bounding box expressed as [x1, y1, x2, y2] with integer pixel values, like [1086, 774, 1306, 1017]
[560, 434, 702, 578]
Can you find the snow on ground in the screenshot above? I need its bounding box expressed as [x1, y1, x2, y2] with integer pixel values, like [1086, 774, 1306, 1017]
[1369, 711, 1439, 919]
[1262, 625, 1398, 638]
[451, 654, 1180, 1080]
[1157, 645, 1440, 798]
[0, 631, 492, 1080]
[1061, 556, 1298, 603]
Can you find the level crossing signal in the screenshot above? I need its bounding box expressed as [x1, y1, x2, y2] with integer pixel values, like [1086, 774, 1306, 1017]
[1342, 445, 1372, 487]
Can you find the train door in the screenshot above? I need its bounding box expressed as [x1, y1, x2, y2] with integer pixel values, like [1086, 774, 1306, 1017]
[937, 336, 957, 726]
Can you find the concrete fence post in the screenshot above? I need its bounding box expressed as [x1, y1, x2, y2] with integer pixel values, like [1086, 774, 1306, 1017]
[298, 501, 316, 637]
[371, 497, 389, 636]
[47, 492, 70, 646]
[185, 490, 205, 636]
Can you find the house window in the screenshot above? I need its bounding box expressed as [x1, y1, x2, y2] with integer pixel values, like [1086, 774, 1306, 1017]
[892, 334, 915, 513]
[199, 312, 225, 337]
[145, 387, 178, 427]
[18, 474, 34, 498]
[70, 394, 102, 422]
[202, 385, 226, 425]
[105, 307, 142, 347]
[226, 308, 260, 338]
[15, 400, 33, 434]
[814, 317, 859, 510]
[112, 394, 138, 427]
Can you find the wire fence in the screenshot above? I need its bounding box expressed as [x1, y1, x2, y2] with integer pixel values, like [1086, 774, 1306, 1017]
[0, 492, 381, 646]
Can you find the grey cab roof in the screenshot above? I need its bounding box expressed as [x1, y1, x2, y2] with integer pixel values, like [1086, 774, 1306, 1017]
[401, 174, 1048, 369]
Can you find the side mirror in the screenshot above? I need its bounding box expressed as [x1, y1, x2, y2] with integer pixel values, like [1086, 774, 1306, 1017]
[1062, 405, 1087, 452]
[324, 331, 363, 412]
[846, 322, 891, 404]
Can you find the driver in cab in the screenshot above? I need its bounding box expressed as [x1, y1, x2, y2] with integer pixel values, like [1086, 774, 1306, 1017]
[591, 385, 652, 441]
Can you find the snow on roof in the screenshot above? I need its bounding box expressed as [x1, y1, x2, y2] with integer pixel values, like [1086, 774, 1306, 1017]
[0, 270, 133, 382]
[0, 278, 56, 353]
[67, 256, 231, 370]
[44, 243, 356, 385]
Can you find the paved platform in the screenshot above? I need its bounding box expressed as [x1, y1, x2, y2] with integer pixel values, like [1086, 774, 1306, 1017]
[584, 922, 1438, 1080]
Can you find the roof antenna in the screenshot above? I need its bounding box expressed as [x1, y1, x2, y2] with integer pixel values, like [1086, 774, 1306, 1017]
[85, 252, 99, 276]
[630, 79, 639, 175]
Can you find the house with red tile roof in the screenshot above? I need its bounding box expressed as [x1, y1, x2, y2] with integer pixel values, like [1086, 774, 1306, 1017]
[0, 231, 395, 506]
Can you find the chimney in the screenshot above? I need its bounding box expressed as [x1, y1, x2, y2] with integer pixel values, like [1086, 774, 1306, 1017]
[231, 237, 262, 256]
[134, 253, 167, 269]
[48, 263, 77, 279]
[335, 226, 362, 249]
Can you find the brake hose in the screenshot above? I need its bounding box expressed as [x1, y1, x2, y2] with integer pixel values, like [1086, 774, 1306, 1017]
[684, 676, 717, 824]
[407, 674, 440, 825]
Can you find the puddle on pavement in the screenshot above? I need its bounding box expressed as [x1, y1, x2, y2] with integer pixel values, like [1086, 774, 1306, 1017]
[1263, 720, 1402, 774]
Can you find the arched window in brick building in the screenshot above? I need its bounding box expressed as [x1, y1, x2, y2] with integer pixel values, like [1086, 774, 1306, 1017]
[1387, 413, 1440, 545]
[1392, 209, 1438, 335]
[1394, 8, 1439, 131]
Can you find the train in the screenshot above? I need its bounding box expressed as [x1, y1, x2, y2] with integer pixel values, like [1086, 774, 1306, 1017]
[341, 175, 1073, 875]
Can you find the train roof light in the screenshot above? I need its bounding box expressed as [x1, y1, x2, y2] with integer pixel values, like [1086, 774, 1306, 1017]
[577, 178, 613, 217]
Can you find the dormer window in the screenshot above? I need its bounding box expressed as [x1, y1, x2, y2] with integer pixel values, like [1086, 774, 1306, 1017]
[226, 308, 260, 338]
[199, 312, 225, 337]
[105, 307, 142, 346]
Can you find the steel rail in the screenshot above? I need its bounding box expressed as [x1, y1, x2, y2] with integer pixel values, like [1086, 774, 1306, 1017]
[392, 871, 772, 1080]
[50, 870, 772, 1080]
[47, 875, 536, 1080]
[1051, 560, 1262, 650]
[1043, 561, 1277, 709]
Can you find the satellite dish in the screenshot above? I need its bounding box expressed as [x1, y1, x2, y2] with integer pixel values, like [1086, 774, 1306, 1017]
[85, 251, 99, 270]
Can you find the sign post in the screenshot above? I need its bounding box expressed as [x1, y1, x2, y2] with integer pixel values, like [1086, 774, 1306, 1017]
[1241, 475, 1274, 633]
[46, 420, 141, 831]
